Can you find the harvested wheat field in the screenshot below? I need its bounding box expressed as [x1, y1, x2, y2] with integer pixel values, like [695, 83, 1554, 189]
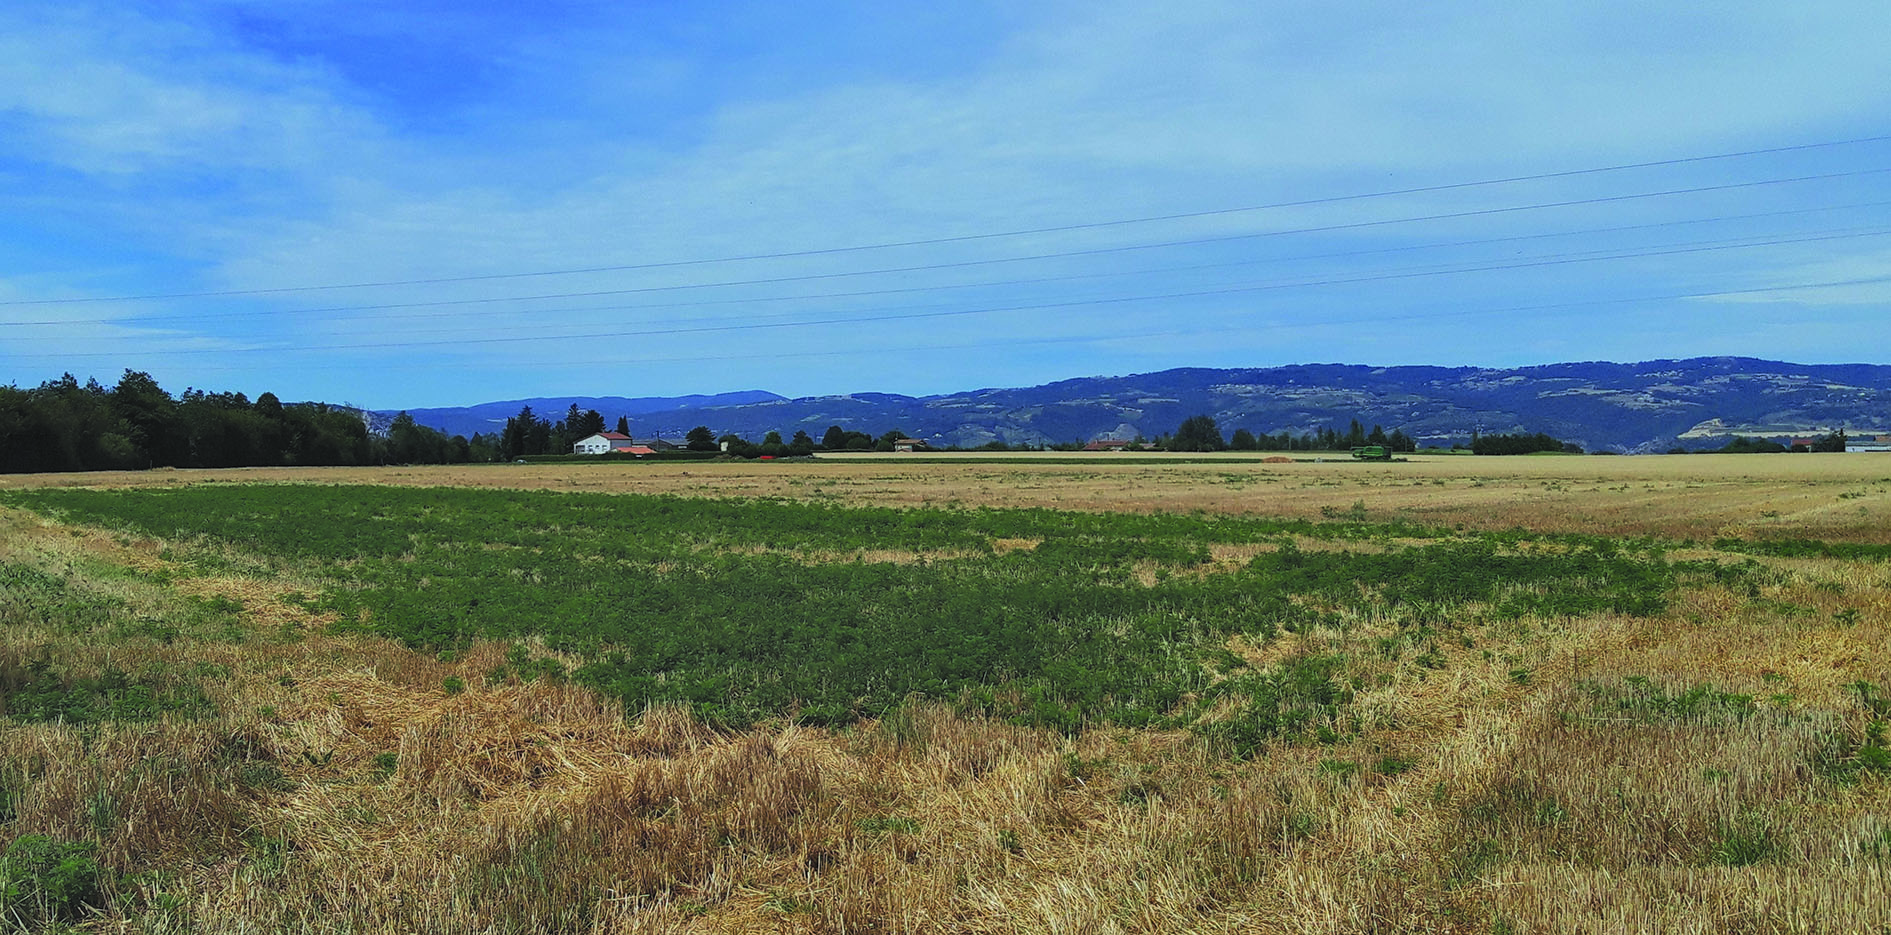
[0, 455, 1887, 933]
[6, 450, 1888, 543]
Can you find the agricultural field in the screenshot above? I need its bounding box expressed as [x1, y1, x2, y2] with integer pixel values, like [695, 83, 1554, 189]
[8, 450, 1889, 542]
[0, 455, 1887, 933]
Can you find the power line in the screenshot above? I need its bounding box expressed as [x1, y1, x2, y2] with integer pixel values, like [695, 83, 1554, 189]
[16, 228, 1890, 358]
[158, 274, 1891, 374]
[17, 198, 1888, 330]
[4, 134, 1888, 307]
[10, 168, 1885, 328]
[130, 220, 1891, 342]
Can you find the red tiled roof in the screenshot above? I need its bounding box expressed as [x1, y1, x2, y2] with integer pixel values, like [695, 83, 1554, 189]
[598, 432, 631, 440]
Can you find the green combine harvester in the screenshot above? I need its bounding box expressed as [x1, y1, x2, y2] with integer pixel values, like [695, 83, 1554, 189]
[1350, 445, 1393, 461]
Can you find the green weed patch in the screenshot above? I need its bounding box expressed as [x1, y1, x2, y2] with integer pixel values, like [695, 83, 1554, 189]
[1574, 677, 1758, 723]
[0, 658, 214, 724]
[7, 486, 1718, 731]
[0, 834, 109, 927]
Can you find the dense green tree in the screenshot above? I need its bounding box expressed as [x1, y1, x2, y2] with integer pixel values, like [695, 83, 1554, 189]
[788, 430, 815, 456]
[0, 371, 392, 472]
[1470, 432, 1567, 455]
[1169, 414, 1225, 452]
[385, 412, 464, 464]
[578, 410, 605, 437]
[468, 432, 501, 462]
[614, 415, 631, 436]
[16, 374, 130, 471]
[1229, 428, 1258, 451]
[110, 370, 182, 467]
[549, 405, 607, 452]
[1809, 430, 1848, 453]
[1717, 437, 1785, 454]
[821, 425, 846, 450]
[282, 403, 372, 465]
[526, 416, 552, 455]
[686, 426, 717, 451]
[500, 406, 547, 459]
[179, 389, 262, 467]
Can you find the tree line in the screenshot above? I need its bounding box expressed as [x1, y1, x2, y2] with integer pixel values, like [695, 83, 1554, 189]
[1158, 415, 1420, 453]
[0, 371, 384, 473]
[1669, 431, 1848, 454]
[5, 370, 1617, 475]
[0, 372, 945, 474]
[1468, 432, 1581, 456]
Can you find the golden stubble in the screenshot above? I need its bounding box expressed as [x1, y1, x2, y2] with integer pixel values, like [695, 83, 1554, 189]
[2, 461, 1890, 932]
[5, 451, 1889, 542]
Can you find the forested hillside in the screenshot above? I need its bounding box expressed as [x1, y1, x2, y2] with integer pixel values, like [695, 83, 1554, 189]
[533, 357, 1891, 453]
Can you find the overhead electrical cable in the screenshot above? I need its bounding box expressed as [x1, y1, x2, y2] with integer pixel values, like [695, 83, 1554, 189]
[14, 198, 1887, 330]
[9, 168, 1885, 328]
[18, 229, 1891, 358]
[162, 274, 1891, 373]
[2, 135, 1888, 307]
[154, 222, 1891, 342]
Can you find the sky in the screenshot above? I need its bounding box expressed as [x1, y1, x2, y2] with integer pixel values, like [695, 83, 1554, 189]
[2, 0, 1889, 409]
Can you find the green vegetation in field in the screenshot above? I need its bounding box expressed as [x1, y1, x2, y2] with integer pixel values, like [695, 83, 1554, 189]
[0, 659, 214, 724]
[5, 486, 1725, 729]
[1712, 537, 1891, 562]
[0, 834, 108, 927]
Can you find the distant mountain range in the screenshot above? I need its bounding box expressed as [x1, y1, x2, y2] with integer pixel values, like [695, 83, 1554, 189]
[388, 358, 1891, 453]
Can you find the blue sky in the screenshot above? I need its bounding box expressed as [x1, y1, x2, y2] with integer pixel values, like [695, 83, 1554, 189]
[2, 0, 1889, 409]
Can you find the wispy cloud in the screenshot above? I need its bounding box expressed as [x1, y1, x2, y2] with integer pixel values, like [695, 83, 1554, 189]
[2, 0, 1889, 405]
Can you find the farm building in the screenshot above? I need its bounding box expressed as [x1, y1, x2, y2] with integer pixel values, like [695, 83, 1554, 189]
[891, 438, 931, 452]
[1848, 434, 1891, 453]
[572, 432, 641, 455]
[1082, 439, 1132, 451]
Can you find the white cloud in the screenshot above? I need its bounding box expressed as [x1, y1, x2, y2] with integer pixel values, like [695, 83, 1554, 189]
[3, 0, 1890, 404]
[1691, 246, 1891, 305]
[0, 4, 381, 180]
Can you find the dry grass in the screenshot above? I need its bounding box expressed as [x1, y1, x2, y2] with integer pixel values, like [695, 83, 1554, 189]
[5, 451, 1887, 543]
[3, 457, 1890, 932]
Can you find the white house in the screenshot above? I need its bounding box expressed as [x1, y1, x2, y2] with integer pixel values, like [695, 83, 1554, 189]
[572, 431, 641, 455]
